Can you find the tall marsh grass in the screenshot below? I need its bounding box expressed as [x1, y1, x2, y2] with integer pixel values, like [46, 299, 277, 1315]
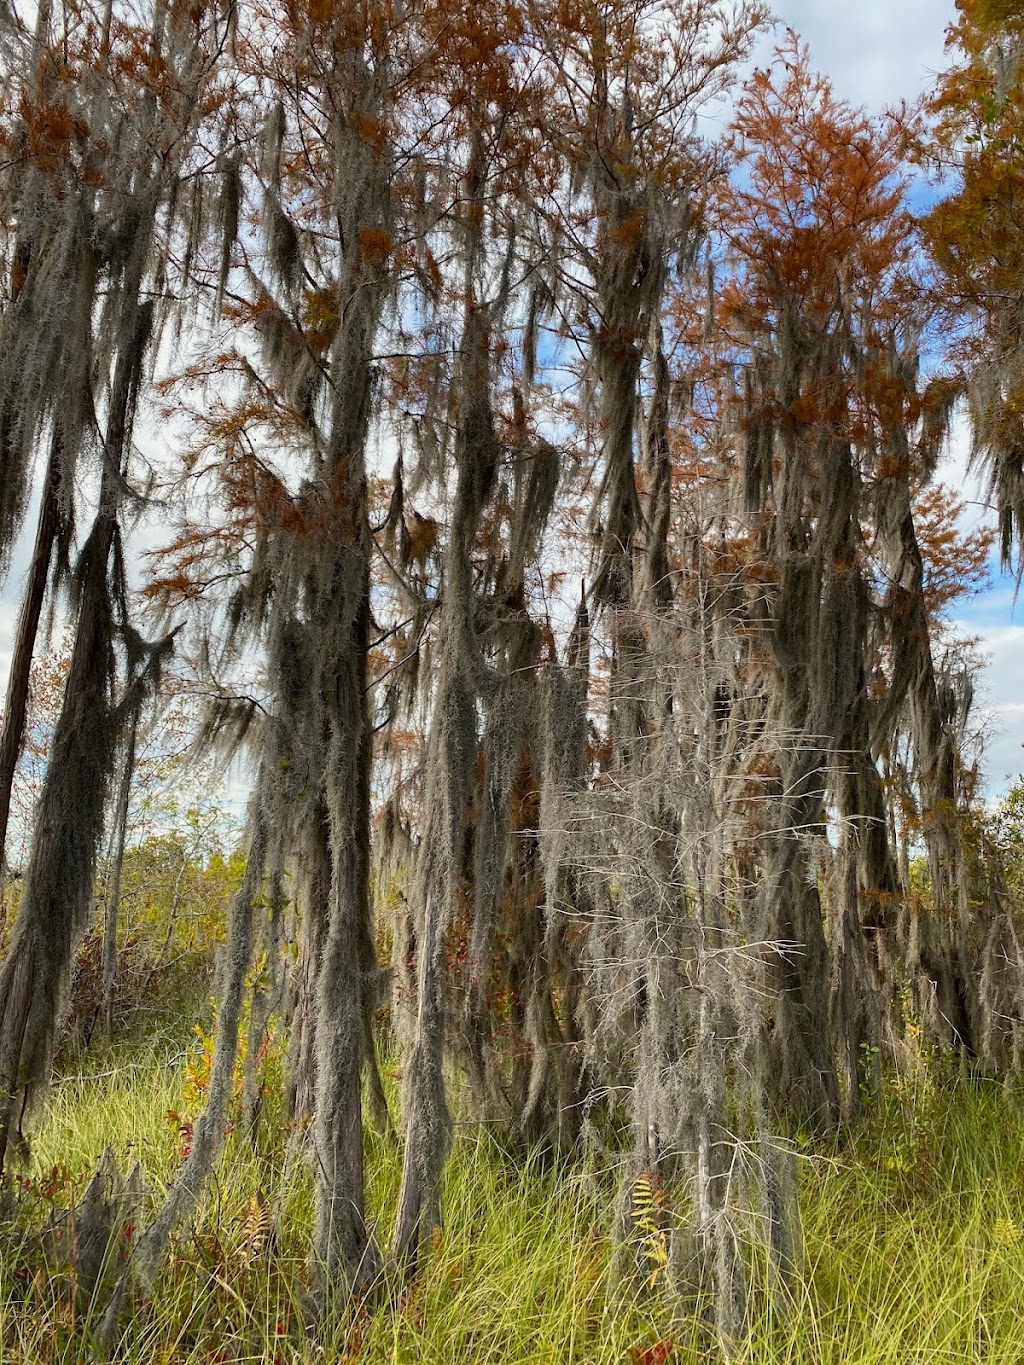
[3, 1040, 1024, 1363]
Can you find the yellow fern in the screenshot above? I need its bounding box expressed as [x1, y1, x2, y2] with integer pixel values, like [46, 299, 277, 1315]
[240, 1190, 271, 1264]
[632, 1169, 669, 1288]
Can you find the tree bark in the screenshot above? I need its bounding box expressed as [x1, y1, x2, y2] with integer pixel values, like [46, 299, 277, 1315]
[101, 713, 138, 1041]
[0, 432, 61, 871]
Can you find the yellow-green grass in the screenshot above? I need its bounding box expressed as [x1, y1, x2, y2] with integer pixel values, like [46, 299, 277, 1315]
[3, 1043, 1024, 1364]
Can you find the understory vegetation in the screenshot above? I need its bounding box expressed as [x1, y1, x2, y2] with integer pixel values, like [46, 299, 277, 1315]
[5, 1033, 1024, 1364]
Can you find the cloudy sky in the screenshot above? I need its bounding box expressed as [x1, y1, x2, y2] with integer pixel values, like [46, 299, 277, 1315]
[2, 1, 1021, 801]
[769, 1, 958, 111]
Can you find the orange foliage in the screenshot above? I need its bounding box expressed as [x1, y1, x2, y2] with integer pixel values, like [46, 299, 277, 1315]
[914, 482, 995, 619]
[919, 0, 1024, 562]
[720, 35, 913, 335]
[358, 224, 394, 262]
[301, 288, 341, 351]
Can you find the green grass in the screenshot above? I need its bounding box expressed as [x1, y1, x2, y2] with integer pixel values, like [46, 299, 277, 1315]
[3, 1043, 1024, 1364]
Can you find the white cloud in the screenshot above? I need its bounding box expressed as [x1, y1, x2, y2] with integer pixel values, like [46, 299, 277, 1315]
[968, 625, 1024, 796]
[937, 413, 1024, 798]
[768, 2, 958, 111]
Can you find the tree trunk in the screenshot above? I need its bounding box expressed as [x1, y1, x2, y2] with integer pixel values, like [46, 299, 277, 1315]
[0, 432, 61, 872]
[285, 796, 331, 1128]
[101, 713, 138, 1041]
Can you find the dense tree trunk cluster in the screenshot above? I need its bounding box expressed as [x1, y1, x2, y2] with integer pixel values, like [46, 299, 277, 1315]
[0, 0, 1022, 1352]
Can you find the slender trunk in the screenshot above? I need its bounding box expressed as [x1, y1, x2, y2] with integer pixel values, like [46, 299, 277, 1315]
[242, 869, 284, 1137]
[313, 568, 378, 1298]
[760, 762, 842, 1125]
[285, 797, 331, 1128]
[0, 947, 34, 1168]
[310, 43, 391, 1294]
[391, 295, 494, 1270]
[390, 887, 451, 1268]
[99, 797, 268, 1346]
[101, 714, 137, 1040]
[0, 432, 61, 871]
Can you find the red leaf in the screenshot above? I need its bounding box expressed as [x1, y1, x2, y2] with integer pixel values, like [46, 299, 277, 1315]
[630, 1341, 674, 1365]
